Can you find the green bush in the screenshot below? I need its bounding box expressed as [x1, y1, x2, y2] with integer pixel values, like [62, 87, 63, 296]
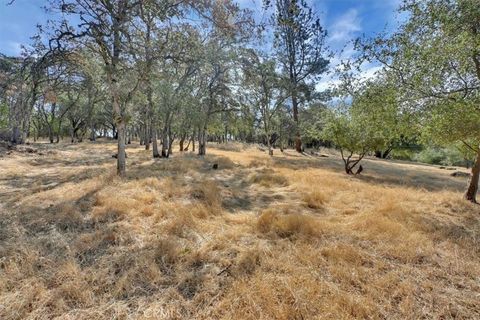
[413, 146, 472, 167]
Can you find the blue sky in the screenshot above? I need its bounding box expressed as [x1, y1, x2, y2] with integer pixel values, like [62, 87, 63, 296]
[0, 0, 402, 88]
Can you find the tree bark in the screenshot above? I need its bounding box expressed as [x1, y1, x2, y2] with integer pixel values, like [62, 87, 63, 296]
[168, 136, 174, 156]
[145, 125, 150, 150]
[465, 148, 480, 203]
[179, 138, 185, 152]
[161, 130, 169, 158]
[152, 127, 160, 158]
[48, 127, 54, 144]
[116, 120, 126, 177]
[266, 134, 273, 156]
[198, 128, 206, 156]
[292, 92, 302, 153]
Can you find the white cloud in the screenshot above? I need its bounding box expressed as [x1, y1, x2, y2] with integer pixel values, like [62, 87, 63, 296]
[329, 9, 361, 44]
[315, 8, 372, 94]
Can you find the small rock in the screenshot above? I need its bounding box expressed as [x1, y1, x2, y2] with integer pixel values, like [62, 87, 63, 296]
[212, 163, 218, 170]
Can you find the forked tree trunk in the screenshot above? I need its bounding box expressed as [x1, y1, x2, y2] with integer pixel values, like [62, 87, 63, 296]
[465, 149, 480, 203]
[344, 162, 353, 175]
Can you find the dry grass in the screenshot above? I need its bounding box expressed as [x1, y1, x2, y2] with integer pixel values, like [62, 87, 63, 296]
[302, 190, 327, 209]
[0, 140, 479, 319]
[250, 169, 289, 187]
[256, 208, 323, 239]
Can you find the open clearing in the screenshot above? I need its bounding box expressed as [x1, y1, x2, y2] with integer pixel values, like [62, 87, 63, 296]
[0, 141, 479, 319]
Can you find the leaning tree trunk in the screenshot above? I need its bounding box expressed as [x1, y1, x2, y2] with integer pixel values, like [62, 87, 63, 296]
[184, 138, 191, 151]
[465, 148, 480, 203]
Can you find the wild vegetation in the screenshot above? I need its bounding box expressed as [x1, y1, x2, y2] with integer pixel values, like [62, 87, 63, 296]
[0, 0, 480, 318]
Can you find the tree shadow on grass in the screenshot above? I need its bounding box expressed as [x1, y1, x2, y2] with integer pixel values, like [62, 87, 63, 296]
[271, 154, 467, 193]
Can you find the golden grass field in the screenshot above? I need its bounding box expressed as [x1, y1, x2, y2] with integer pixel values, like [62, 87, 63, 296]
[0, 140, 479, 319]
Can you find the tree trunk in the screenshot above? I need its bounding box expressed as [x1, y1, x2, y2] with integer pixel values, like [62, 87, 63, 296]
[90, 124, 96, 141]
[152, 127, 160, 158]
[292, 90, 302, 153]
[11, 126, 22, 144]
[179, 136, 185, 152]
[139, 127, 144, 145]
[145, 125, 150, 150]
[184, 138, 191, 151]
[179, 139, 184, 152]
[266, 135, 273, 156]
[48, 127, 54, 144]
[161, 130, 169, 158]
[464, 149, 480, 203]
[117, 121, 126, 177]
[198, 128, 206, 156]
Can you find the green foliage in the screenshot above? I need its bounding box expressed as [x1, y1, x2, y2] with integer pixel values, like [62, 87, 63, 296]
[0, 102, 8, 129]
[300, 103, 328, 143]
[361, 0, 480, 154]
[322, 107, 384, 158]
[413, 145, 474, 167]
